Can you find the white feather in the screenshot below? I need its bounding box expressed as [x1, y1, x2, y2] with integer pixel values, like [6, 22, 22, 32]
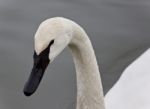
[34, 17, 150, 109]
[105, 48, 150, 109]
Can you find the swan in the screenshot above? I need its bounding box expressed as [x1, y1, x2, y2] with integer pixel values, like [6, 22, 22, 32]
[105, 48, 150, 109]
[23, 17, 105, 109]
[23, 17, 150, 109]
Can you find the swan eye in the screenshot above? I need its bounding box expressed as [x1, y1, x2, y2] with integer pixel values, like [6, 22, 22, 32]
[33, 39, 54, 58]
[50, 39, 54, 45]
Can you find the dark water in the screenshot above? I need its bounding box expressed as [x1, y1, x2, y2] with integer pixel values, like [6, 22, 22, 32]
[0, 0, 150, 109]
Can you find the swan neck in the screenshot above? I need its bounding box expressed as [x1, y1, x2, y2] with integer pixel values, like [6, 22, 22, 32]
[69, 24, 105, 109]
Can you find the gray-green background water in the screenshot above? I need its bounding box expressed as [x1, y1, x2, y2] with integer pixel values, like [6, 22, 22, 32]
[0, 0, 150, 109]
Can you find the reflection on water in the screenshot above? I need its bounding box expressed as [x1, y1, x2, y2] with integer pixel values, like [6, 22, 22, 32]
[0, 0, 150, 109]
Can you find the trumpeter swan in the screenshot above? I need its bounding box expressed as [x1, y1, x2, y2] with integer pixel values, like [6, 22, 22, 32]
[23, 17, 105, 109]
[105, 48, 150, 109]
[23, 17, 150, 109]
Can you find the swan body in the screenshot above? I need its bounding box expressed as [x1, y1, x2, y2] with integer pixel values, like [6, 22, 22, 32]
[24, 17, 105, 109]
[105, 48, 150, 109]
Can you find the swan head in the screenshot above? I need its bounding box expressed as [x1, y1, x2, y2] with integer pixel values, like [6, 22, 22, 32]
[23, 18, 73, 96]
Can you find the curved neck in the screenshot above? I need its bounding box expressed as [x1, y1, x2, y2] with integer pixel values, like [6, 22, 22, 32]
[69, 23, 105, 109]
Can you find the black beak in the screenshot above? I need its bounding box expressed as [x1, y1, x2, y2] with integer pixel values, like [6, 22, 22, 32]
[24, 51, 50, 96]
[23, 40, 54, 96]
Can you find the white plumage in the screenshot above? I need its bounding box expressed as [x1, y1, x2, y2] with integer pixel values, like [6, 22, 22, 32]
[25, 17, 150, 109]
[105, 48, 150, 109]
